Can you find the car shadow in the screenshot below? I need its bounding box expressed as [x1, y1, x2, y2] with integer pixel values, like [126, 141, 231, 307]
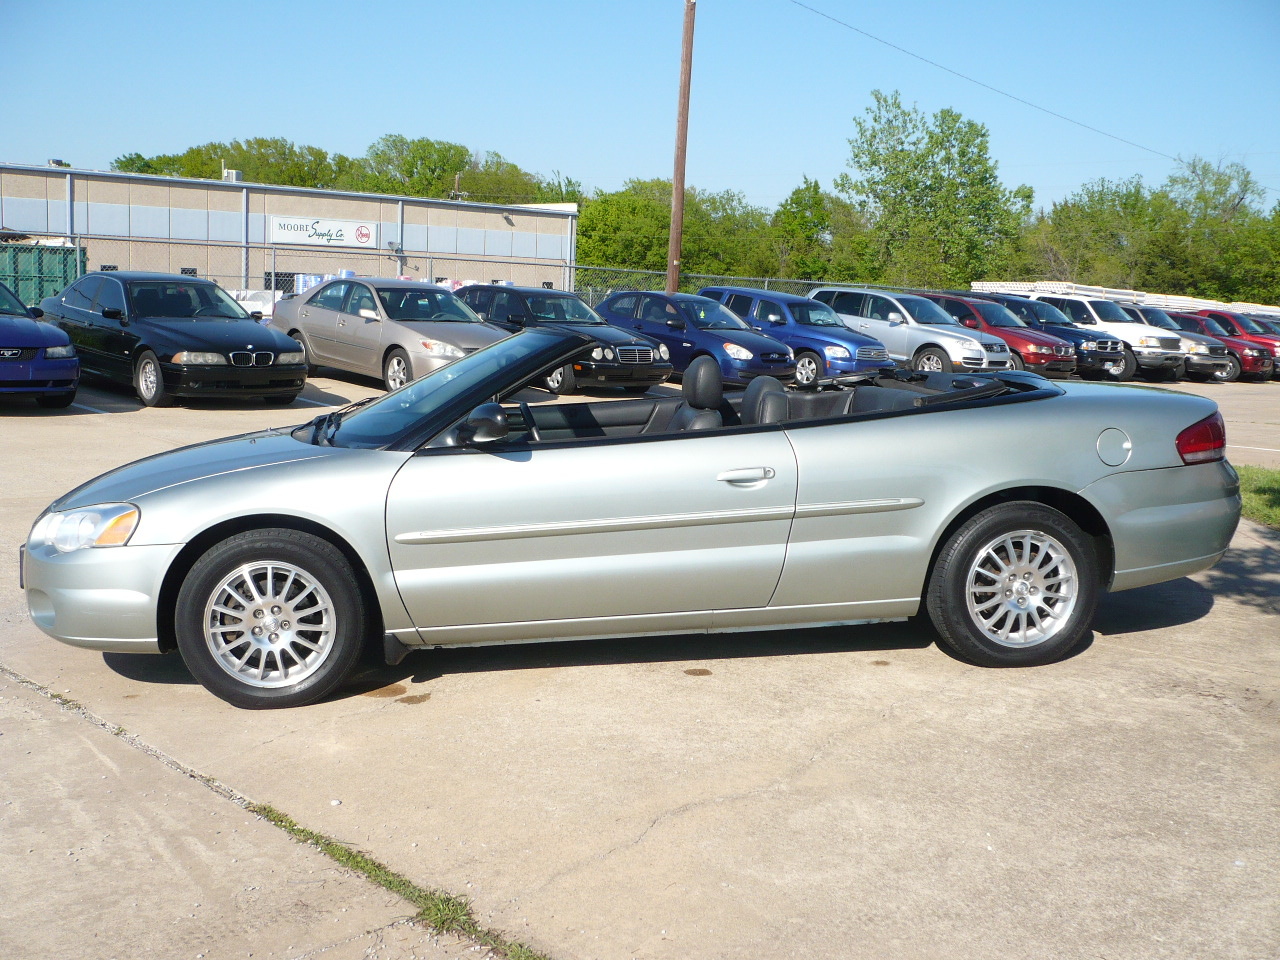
[1092, 578, 1216, 635]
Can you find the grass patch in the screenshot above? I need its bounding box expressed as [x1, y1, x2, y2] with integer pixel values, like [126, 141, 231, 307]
[246, 803, 551, 960]
[1237, 464, 1280, 530]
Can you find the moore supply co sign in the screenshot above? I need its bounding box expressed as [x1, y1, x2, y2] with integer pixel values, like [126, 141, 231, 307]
[268, 215, 379, 248]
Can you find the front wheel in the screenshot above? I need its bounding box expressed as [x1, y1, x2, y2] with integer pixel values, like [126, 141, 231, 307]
[912, 347, 952, 373]
[1009, 352, 1025, 371]
[1212, 355, 1242, 383]
[134, 350, 173, 407]
[175, 529, 368, 709]
[926, 502, 1099, 667]
[544, 363, 577, 395]
[383, 348, 412, 391]
[793, 351, 823, 386]
[1107, 348, 1137, 382]
[289, 330, 317, 375]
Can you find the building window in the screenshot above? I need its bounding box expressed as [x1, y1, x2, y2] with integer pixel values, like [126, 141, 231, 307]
[100, 264, 118, 271]
[264, 272, 297, 293]
[180, 267, 198, 277]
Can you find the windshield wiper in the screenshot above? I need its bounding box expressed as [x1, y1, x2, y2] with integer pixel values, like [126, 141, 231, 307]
[316, 394, 382, 445]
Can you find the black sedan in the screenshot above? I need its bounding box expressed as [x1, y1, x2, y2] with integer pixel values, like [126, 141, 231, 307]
[456, 284, 673, 394]
[40, 272, 308, 406]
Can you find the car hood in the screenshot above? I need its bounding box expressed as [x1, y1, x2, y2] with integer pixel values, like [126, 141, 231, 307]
[49, 431, 339, 512]
[135, 318, 300, 353]
[1002, 327, 1070, 347]
[929, 325, 1005, 349]
[535, 321, 654, 348]
[1177, 330, 1224, 348]
[0, 313, 67, 347]
[396, 320, 509, 349]
[717, 328, 790, 353]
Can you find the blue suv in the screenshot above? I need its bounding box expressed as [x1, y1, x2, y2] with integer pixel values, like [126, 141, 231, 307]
[596, 291, 795, 385]
[698, 286, 895, 385]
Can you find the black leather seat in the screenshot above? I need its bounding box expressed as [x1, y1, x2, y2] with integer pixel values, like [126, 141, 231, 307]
[740, 375, 788, 425]
[643, 355, 723, 433]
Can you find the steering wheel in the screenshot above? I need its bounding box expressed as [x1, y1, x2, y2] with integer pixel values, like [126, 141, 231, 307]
[519, 402, 540, 442]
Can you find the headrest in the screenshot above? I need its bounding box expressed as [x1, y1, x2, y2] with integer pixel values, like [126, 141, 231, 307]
[740, 375, 786, 424]
[757, 391, 790, 425]
[682, 355, 723, 410]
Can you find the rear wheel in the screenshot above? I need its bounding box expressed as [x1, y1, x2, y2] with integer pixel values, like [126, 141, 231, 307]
[134, 350, 173, 407]
[793, 351, 823, 386]
[926, 501, 1099, 667]
[912, 347, 952, 373]
[175, 528, 367, 709]
[289, 330, 317, 375]
[544, 363, 577, 395]
[1212, 354, 1242, 383]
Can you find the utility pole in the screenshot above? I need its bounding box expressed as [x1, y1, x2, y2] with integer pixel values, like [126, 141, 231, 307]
[666, 0, 696, 294]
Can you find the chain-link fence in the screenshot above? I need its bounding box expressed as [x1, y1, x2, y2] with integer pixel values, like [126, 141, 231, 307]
[567, 265, 827, 306]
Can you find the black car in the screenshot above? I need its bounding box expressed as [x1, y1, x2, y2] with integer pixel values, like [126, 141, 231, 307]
[456, 285, 673, 394]
[40, 272, 308, 406]
[970, 292, 1127, 379]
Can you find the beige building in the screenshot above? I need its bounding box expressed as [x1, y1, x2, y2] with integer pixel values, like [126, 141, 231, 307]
[0, 161, 578, 293]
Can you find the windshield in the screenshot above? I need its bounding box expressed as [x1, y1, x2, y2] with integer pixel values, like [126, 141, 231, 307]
[526, 294, 605, 325]
[1031, 301, 1073, 326]
[790, 300, 843, 326]
[326, 330, 579, 448]
[1195, 316, 1229, 337]
[974, 302, 1025, 328]
[899, 295, 958, 325]
[1231, 313, 1267, 334]
[377, 287, 479, 322]
[1137, 307, 1178, 330]
[0, 284, 28, 316]
[678, 299, 750, 330]
[1090, 300, 1134, 323]
[1251, 316, 1280, 333]
[128, 281, 250, 320]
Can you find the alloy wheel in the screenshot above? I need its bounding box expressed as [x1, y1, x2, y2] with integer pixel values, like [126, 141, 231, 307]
[964, 529, 1078, 648]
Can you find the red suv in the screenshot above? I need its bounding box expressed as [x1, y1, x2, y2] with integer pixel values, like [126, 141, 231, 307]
[921, 293, 1077, 375]
[1196, 309, 1280, 380]
[1170, 312, 1274, 382]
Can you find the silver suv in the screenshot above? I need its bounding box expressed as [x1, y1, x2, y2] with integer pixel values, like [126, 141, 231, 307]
[809, 287, 1011, 372]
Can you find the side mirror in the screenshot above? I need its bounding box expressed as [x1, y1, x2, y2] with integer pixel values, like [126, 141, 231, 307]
[358, 308, 379, 321]
[101, 307, 124, 322]
[665, 317, 686, 329]
[506, 314, 529, 326]
[887, 311, 905, 324]
[458, 402, 508, 445]
[250, 310, 264, 321]
[28, 306, 43, 319]
[476, 310, 489, 321]
[961, 316, 979, 329]
[765, 314, 784, 324]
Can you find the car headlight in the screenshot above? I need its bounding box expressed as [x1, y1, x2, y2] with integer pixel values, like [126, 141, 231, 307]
[724, 343, 754, 361]
[1080, 341, 1097, 351]
[29, 503, 139, 554]
[419, 339, 465, 359]
[276, 351, 305, 365]
[658, 343, 670, 360]
[591, 347, 605, 360]
[604, 347, 615, 360]
[1028, 344, 1052, 354]
[1189, 343, 1210, 355]
[822, 345, 850, 360]
[171, 351, 226, 365]
[1138, 336, 1163, 348]
[44, 343, 76, 358]
[1243, 348, 1263, 356]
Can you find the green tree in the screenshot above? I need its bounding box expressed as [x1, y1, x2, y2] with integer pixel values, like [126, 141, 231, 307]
[835, 90, 1032, 287]
[353, 134, 470, 197]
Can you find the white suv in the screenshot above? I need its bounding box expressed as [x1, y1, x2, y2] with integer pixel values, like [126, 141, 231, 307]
[1028, 294, 1183, 380]
[809, 287, 1011, 372]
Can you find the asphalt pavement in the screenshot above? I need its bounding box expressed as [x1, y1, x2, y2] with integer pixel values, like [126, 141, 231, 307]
[1, 370, 1276, 960]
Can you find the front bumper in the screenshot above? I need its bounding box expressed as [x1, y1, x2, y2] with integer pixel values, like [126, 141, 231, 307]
[164, 362, 308, 398]
[1133, 349, 1184, 369]
[725, 360, 797, 384]
[958, 354, 1012, 370]
[22, 539, 181, 652]
[825, 356, 895, 377]
[571, 359, 674, 387]
[1022, 354, 1077, 374]
[1240, 353, 1274, 376]
[1075, 350, 1126, 372]
[1185, 355, 1228, 375]
[0, 356, 79, 396]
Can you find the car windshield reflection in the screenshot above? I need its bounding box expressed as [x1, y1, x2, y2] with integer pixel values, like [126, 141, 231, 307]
[128, 281, 251, 321]
[376, 287, 480, 323]
[679, 300, 750, 330]
[791, 302, 842, 326]
[526, 295, 606, 325]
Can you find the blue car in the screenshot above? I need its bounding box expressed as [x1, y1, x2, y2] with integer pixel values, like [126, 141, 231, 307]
[596, 291, 796, 385]
[698, 286, 895, 385]
[0, 280, 78, 408]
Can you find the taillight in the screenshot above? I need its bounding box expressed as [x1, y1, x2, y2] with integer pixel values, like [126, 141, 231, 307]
[1176, 412, 1226, 464]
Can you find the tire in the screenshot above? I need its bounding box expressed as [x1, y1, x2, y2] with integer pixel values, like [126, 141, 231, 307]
[794, 351, 823, 386]
[1009, 352, 1025, 371]
[383, 348, 412, 391]
[912, 347, 952, 373]
[1106, 348, 1137, 382]
[289, 330, 317, 375]
[1212, 354, 1242, 383]
[37, 390, 77, 409]
[925, 501, 1099, 668]
[174, 528, 368, 709]
[134, 350, 173, 407]
[264, 393, 299, 406]
[544, 363, 577, 395]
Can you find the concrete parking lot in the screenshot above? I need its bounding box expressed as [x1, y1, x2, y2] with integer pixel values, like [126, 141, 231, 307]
[1, 372, 1277, 960]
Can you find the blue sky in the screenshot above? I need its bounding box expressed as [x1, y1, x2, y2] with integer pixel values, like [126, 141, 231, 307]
[3, 0, 1279, 212]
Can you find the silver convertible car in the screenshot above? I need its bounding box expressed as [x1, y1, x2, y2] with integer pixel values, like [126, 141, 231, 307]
[22, 330, 1241, 708]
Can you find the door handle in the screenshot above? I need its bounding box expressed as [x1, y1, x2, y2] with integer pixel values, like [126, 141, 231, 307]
[717, 467, 776, 484]
[300, 310, 309, 316]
